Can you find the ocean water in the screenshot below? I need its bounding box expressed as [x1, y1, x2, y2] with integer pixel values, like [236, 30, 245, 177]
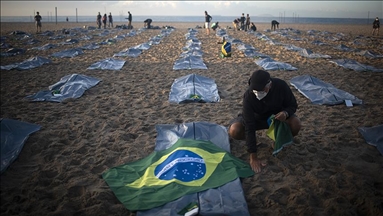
[0, 15, 373, 25]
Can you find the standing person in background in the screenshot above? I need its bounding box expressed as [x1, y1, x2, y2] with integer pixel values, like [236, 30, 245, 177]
[96, 12, 102, 29]
[102, 13, 107, 29]
[240, 13, 245, 30]
[108, 12, 113, 28]
[204, 11, 212, 35]
[66, 17, 69, 22]
[271, 20, 279, 31]
[245, 14, 251, 31]
[127, 11, 132, 29]
[34, 12, 42, 33]
[372, 17, 380, 36]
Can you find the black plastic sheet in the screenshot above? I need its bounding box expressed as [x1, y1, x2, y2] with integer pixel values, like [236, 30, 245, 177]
[136, 122, 250, 216]
[283, 44, 304, 51]
[311, 40, 327, 46]
[1, 56, 51, 70]
[98, 38, 117, 45]
[334, 44, 354, 52]
[51, 48, 84, 58]
[236, 44, 257, 51]
[25, 39, 41, 45]
[40, 31, 55, 36]
[87, 58, 126, 70]
[266, 40, 284, 45]
[180, 49, 203, 57]
[169, 74, 219, 103]
[255, 58, 298, 71]
[173, 56, 207, 70]
[1, 118, 41, 174]
[26, 74, 101, 102]
[244, 50, 271, 58]
[358, 125, 383, 156]
[290, 74, 363, 105]
[80, 43, 100, 50]
[0, 48, 25, 57]
[329, 59, 383, 72]
[59, 38, 79, 45]
[48, 35, 65, 40]
[1, 42, 12, 49]
[299, 48, 331, 59]
[133, 43, 151, 50]
[31, 43, 57, 50]
[356, 50, 383, 58]
[113, 48, 142, 58]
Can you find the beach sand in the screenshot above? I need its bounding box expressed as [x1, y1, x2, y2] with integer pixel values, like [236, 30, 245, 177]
[1, 21, 383, 215]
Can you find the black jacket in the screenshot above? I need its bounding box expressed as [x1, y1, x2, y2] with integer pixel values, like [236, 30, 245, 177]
[242, 78, 297, 153]
[240, 16, 245, 24]
[205, 14, 212, 22]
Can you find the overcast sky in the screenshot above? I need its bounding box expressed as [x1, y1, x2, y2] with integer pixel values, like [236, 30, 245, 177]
[1, 1, 382, 18]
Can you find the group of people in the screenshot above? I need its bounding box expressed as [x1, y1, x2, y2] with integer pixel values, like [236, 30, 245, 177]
[232, 13, 252, 31]
[96, 12, 114, 29]
[95, 11, 152, 29]
[204, 11, 256, 34]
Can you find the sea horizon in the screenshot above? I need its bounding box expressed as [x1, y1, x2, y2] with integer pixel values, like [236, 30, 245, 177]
[0, 15, 374, 25]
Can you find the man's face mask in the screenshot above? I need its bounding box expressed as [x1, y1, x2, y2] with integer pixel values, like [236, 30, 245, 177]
[253, 81, 271, 100]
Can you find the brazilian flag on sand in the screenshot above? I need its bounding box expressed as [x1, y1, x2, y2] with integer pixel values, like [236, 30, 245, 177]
[102, 138, 254, 211]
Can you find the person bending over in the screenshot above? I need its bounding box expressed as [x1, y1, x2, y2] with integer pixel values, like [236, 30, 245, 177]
[228, 70, 301, 173]
[211, 22, 219, 31]
[271, 20, 279, 31]
[233, 18, 240, 31]
[144, 19, 152, 28]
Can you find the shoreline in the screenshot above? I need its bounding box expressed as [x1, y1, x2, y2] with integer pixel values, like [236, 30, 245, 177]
[1, 22, 374, 36]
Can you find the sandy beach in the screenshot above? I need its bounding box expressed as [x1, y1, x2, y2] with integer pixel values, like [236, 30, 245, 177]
[1, 20, 383, 216]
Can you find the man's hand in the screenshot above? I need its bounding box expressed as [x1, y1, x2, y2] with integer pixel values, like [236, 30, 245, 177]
[249, 153, 266, 173]
[275, 111, 288, 121]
